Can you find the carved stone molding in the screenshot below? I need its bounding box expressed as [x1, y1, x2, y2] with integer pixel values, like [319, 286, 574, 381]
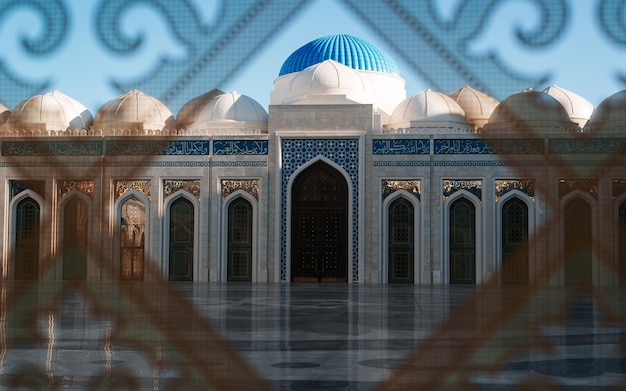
[495, 180, 535, 202]
[58, 180, 94, 199]
[221, 179, 259, 201]
[9, 180, 45, 201]
[443, 179, 482, 201]
[114, 180, 152, 201]
[558, 179, 598, 199]
[381, 179, 421, 201]
[163, 180, 201, 202]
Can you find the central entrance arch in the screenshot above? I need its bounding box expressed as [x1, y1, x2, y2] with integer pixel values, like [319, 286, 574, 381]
[291, 161, 348, 282]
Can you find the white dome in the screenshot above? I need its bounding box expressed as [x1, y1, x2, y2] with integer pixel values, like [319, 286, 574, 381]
[282, 60, 375, 105]
[2, 90, 93, 132]
[585, 89, 626, 133]
[448, 86, 499, 129]
[485, 88, 577, 133]
[543, 85, 593, 129]
[386, 89, 471, 130]
[0, 102, 9, 125]
[178, 91, 268, 133]
[93, 89, 175, 134]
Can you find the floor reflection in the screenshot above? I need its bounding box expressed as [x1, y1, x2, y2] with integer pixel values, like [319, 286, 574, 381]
[0, 282, 625, 390]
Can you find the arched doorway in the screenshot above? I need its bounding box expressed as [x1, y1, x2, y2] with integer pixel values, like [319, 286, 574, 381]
[62, 197, 88, 280]
[501, 197, 529, 284]
[291, 161, 348, 282]
[120, 195, 146, 281]
[449, 197, 476, 284]
[564, 198, 592, 285]
[618, 201, 626, 285]
[14, 197, 40, 280]
[388, 197, 414, 283]
[227, 197, 253, 282]
[169, 197, 194, 281]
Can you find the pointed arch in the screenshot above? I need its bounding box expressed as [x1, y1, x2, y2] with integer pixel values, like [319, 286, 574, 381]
[164, 190, 199, 281]
[115, 191, 150, 281]
[381, 190, 420, 284]
[444, 190, 482, 284]
[560, 191, 597, 285]
[288, 158, 350, 282]
[9, 190, 44, 280]
[221, 190, 258, 282]
[496, 190, 535, 284]
[58, 190, 92, 280]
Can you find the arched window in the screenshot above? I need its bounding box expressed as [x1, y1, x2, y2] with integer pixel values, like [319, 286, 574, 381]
[120, 196, 146, 281]
[564, 198, 592, 285]
[450, 197, 475, 284]
[501, 197, 529, 284]
[388, 197, 414, 283]
[63, 197, 88, 280]
[227, 197, 253, 282]
[169, 197, 194, 281]
[15, 197, 40, 280]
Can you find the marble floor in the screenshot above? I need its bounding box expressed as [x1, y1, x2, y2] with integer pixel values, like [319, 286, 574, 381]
[1, 281, 625, 390]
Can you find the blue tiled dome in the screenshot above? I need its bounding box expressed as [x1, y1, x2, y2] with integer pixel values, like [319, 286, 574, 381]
[279, 35, 399, 77]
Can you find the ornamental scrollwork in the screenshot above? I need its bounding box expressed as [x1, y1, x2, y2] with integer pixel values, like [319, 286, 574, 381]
[114, 180, 151, 201]
[495, 179, 535, 201]
[163, 179, 200, 201]
[443, 179, 482, 201]
[0, 0, 69, 104]
[57, 180, 94, 199]
[221, 179, 260, 201]
[9, 180, 45, 201]
[558, 179, 598, 199]
[381, 180, 421, 201]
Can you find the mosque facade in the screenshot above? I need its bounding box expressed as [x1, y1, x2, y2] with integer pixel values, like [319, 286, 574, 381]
[1, 35, 625, 285]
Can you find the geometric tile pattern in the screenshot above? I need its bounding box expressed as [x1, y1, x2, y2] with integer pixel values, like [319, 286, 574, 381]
[280, 138, 360, 282]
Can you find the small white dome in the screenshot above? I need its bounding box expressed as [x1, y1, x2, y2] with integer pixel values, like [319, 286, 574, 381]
[585, 89, 626, 133]
[448, 86, 499, 129]
[387, 89, 470, 129]
[178, 91, 268, 133]
[176, 89, 224, 128]
[93, 89, 175, 133]
[2, 90, 93, 132]
[282, 60, 374, 105]
[485, 88, 577, 133]
[543, 85, 593, 128]
[0, 102, 9, 125]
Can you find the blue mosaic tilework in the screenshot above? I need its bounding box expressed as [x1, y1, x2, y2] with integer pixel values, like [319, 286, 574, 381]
[434, 139, 544, 155]
[433, 160, 545, 167]
[373, 139, 430, 155]
[548, 138, 626, 154]
[106, 140, 209, 155]
[281, 138, 360, 282]
[373, 161, 431, 167]
[213, 140, 268, 155]
[2, 141, 103, 156]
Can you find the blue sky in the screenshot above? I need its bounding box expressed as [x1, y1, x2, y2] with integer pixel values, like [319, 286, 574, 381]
[0, 0, 624, 114]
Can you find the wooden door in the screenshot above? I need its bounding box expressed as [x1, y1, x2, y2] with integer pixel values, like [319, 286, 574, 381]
[291, 161, 348, 282]
[228, 198, 253, 282]
[502, 197, 529, 284]
[450, 198, 475, 284]
[564, 198, 592, 285]
[388, 198, 414, 283]
[63, 198, 88, 280]
[15, 198, 40, 280]
[169, 198, 194, 281]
